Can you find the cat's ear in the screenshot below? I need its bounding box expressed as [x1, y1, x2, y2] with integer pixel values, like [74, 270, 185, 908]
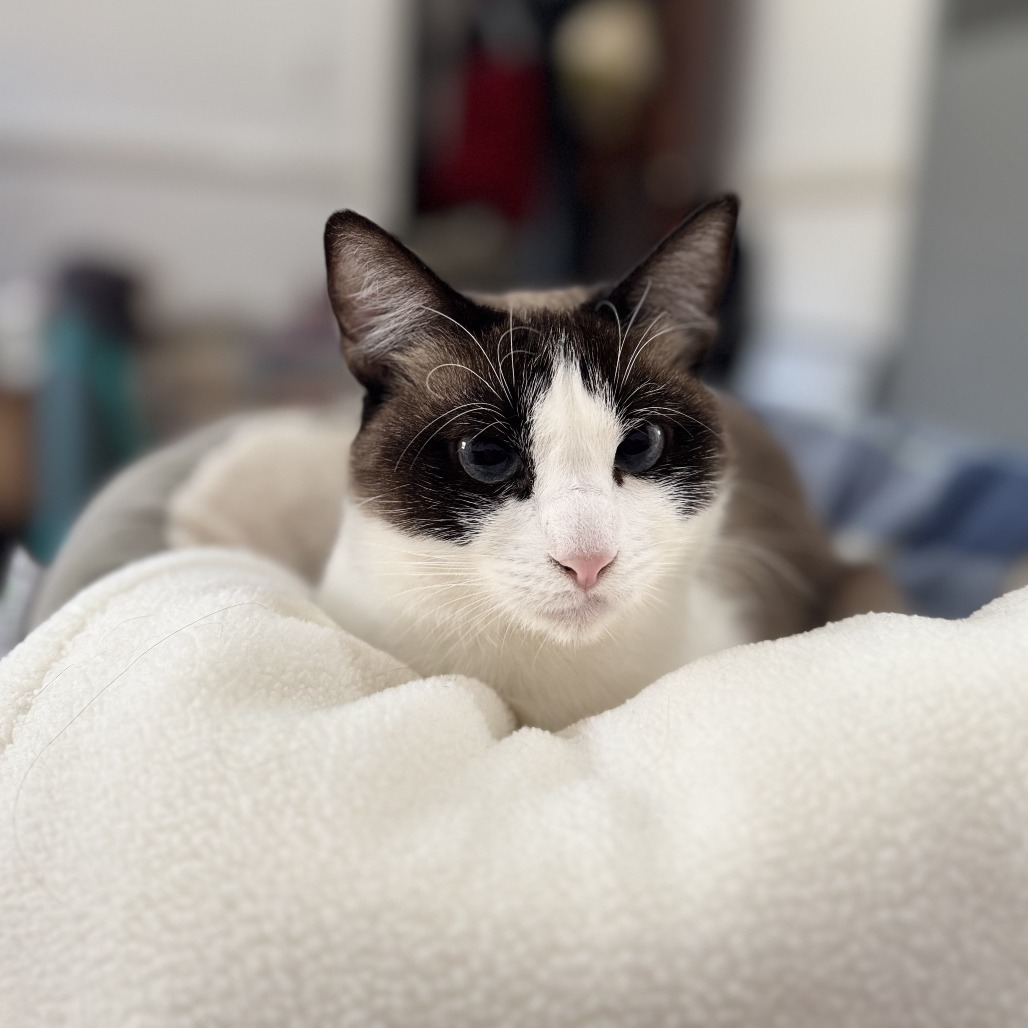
[324, 210, 470, 383]
[602, 195, 738, 368]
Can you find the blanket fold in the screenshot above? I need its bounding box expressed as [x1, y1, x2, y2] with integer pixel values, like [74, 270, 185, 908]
[3, 544, 1028, 1026]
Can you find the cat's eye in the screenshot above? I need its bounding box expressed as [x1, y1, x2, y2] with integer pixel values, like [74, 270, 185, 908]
[615, 422, 665, 474]
[458, 435, 523, 484]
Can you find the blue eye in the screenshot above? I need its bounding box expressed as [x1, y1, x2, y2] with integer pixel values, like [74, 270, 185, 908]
[458, 435, 522, 484]
[615, 422, 665, 474]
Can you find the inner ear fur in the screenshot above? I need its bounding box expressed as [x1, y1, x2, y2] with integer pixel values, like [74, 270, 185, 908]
[601, 195, 739, 368]
[324, 210, 478, 385]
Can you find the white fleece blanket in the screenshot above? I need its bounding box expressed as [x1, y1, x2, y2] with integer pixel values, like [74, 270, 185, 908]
[3, 544, 1028, 1026]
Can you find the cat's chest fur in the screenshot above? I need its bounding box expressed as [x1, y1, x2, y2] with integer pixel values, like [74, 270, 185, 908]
[319, 485, 750, 730]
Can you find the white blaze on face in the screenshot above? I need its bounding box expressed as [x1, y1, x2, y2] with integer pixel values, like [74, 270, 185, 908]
[530, 361, 623, 572]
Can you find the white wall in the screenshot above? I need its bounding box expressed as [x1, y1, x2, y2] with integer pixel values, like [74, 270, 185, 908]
[0, 0, 413, 326]
[887, 16, 1028, 447]
[728, 0, 939, 415]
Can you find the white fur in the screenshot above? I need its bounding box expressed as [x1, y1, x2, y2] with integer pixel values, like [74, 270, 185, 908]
[532, 361, 621, 566]
[319, 361, 749, 729]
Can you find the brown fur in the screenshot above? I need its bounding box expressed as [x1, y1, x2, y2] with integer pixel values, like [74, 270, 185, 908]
[717, 396, 905, 637]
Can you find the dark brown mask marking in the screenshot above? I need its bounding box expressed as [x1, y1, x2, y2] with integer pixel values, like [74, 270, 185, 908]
[324, 198, 739, 542]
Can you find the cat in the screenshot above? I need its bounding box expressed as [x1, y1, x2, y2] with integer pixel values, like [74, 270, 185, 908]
[317, 197, 901, 730]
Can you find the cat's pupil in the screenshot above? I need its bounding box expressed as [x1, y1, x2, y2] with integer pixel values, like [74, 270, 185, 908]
[458, 435, 522, 484]
[615, 423, 665, 474]
[621, 432, 650, 456]
[474, 442, 507, 466]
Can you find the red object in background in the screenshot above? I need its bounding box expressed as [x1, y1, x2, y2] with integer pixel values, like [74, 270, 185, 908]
[421, 49, 548, 223]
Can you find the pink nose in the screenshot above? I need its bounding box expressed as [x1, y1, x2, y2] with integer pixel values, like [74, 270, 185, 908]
[552, 550, 617, 591]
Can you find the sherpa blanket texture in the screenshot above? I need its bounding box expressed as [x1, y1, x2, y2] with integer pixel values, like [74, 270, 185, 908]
[2, 545, 1028, 1026]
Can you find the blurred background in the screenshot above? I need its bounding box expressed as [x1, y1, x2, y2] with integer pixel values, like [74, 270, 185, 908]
[2, 0, 1028, 626]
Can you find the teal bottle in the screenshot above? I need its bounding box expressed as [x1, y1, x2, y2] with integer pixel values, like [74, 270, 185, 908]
[28, 265, 144, 562]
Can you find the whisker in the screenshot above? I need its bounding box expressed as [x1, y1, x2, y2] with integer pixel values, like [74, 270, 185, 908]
[618, 279, 652, 387]
[425, 363, 506, 402]
[621, 316, 681, 383]
[394, 402, 496, 470]
[595, 298, 625, 380]
[418, 304, 513, 406]
[632, 404, 717, 438]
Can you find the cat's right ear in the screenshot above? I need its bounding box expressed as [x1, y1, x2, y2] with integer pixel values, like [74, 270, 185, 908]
[324, 210, 468, 384]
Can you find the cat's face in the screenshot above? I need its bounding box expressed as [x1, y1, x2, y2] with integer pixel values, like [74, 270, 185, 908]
[325, 199, 737, 645]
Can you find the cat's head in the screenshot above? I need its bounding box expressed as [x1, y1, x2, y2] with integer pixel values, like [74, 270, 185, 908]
[324, 198, 737, 645]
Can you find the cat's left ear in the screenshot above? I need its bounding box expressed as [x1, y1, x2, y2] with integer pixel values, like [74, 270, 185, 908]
[601, 195, 738, 368]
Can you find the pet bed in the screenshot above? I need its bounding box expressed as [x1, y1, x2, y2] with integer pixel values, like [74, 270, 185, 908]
[3, 410, 1028, 1026]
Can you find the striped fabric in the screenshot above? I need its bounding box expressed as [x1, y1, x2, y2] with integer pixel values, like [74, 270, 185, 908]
[763, 406, 1028, 619]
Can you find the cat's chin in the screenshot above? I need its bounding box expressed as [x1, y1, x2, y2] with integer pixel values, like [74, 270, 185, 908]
[515, 592, 622, 646]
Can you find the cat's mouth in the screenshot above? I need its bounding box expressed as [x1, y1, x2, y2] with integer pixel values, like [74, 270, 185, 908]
[488, 553, 634, 642]
[532, 587, 615, 639]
